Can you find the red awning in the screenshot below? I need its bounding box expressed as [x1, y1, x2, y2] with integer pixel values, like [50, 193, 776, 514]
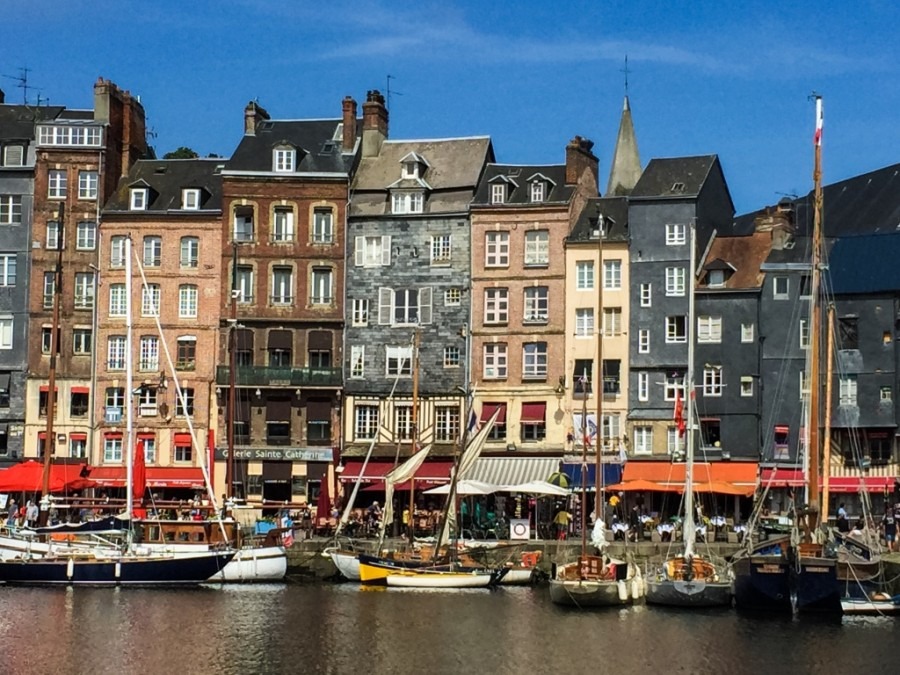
[520, 402, 547, 423]
[619, 461, 758, 495]
[71, 386, 90, 394]
[173, 433, 192, 445]
[89, 466, 206, 489]
[70, 433, 87, 441]
[774, 425, 790, 434]
[0, 460, 93, 493]
[761, 468, 805, 488]
[39, 386, 58, 393]
[339, 460, 454, 489]
[828, 476, 895, 493]
[480, 403, 507, 424]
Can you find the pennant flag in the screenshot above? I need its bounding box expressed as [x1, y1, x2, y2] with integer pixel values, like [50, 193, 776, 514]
[814, 96, 823, 147]
[674, 388, 686, 438]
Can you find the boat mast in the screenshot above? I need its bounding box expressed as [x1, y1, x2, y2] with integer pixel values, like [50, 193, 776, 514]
[125, 236, 134, 520]
[595, 213, 605, 519]
[579, 376, 588, 575]
[226, 242, 238, 501]
[822, 305, 835, 518]
[39, 203, 65, 524]
[407, 329, 420, 545]
[683, 221, 697, 558]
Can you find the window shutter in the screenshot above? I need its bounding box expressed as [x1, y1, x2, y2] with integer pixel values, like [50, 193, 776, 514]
[378, 288, 393, 325]
[381, 235, 392, 266]
[418, 287, 433, 325]
[354, 236, 364, 266]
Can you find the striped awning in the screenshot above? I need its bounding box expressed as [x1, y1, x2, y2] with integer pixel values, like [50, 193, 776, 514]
[464, 456, 561, 486]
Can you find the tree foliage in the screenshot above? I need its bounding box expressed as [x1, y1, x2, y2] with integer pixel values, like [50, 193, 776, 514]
[163, 146, 199, 159]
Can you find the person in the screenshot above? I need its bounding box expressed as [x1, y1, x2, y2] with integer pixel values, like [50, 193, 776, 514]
[402, 506, 411, 539]
[366, 501, 382, 533]
[836, 503, 850, 533]
[882, 510, 897, 553]
[6, 500, 18, 528]
[553, 508, 571, 540]
[25, 500, 39, 527]
[629, 505, 642, 542]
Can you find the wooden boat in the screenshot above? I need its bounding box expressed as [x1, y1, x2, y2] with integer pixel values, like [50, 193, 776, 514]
[731, 535, 793, 613]
[383, 567, 506, 589]
[549, 554, 641, 607]
[841, 594, 900, 615]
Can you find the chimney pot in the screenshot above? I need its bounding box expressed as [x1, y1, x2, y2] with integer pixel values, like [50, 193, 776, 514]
[565, 135, 598, 186]
[342, 96, 358, 152]
[361, 89, 389, 158]
[244, 100, 270, 136]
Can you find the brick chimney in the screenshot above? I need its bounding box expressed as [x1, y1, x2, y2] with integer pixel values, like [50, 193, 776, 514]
[361, 90, 388, 157]
[93, 78, 147, 178]
[342, 96, 358, 152]
[244, 100, 270, 136]
[754, 198, 795, 251]
[565, 135, 599, 186]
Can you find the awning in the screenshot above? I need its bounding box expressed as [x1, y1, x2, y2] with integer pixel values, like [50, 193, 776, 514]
[561, 462, 623, 489]
[308, 330, 332, 350]
[71, 386, 90, 394]
[339, 460, 453, 487]
[617, 461, 758, 495]
[480, 403, 506, 424]
[828, 476, 895, 493]
[520, 402, 546, 423]
[0, 460, 93, 493]
[89, 466, 206, 489]
[268, 329, 292, 350]
[173, 433, 193, 446]
[464, 456, 561, 486]
[774, 425, 790, 435]
[761, 467, 805, 488]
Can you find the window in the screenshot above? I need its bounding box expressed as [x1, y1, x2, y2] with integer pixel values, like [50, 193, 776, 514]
[233, 205, 254, 242]
[881, 386, 892, 403]
[799, 319, 810, 348]
[41, 327, 60, 354]
[523, 286, 548, 323]
[70, 390, 89, 418]
[268, 332, 292, 367]
[70, 436, 87, 459]
[445, 288, 461, 306]
[235, 266, 254, 304]
[634, 426, 653, 455]
[522, 342, 548, 379]
[107, 336, 126, 370]
[139, 436, 157, 463]
[603, 260, 622, 289]
[143, 236, 161, 267]
[74, 272, 94, 309]
[431, 234, 452, 264]
[354, 235, 392, 267]
[104, 435, 123, 462]
[800, 275, 811, 298]
[180, 237, 199, 268]
[43, 272, 56, 309]
[741, 376, 754, 397]
[0, 316, 12, 350]
[38, 125, 102, 147]
[490, 183, 506, 204]
[483, 343, 507, 379]
[311, 267, 333, 305]
[800, 370, 810, 398]
[176, 337, 196, 370]
[521, 413, 546, 442]
[46, 220, 62, 250]
[386, 346, 413, 376]
[839, 317, 859, 349]
[703, 366, 723, 396]
[603, 308, 623, 336]
[666, 316, 687, 343]
[839, 376, 858, 405]
[484, 288, 509, 324]
[271, 267, 294, 305]
[391, 191, 424, 214]
[142, 284, 161, 317]
[665, 267, 685, 296]
[638, 329, 650, 353]
[697, 316, 722, 343]
[274, 147, 295, 172]
[575, 308, 594, 337]
[110, 236, 126, 268]
[79, 171, 98, 200]
[0, 254, 16, 287]
[139, 336, 160, 371]
[638, 372, 649, 401]
[530, 181, 546, 202]
[485, 232, 510, 267]
[443, 346, 460, 368]
[773, 276, 789, 299]
[576, 261, 594, 290]
[109, 284, 127, 317]
[435, 406, 460, 443]
[2, 145, 24, 166]
[666, 223, 686, 245]
[395, 406, 413, 441]
[664, 376, 684, 402]
[176, 388, 195, 418]
[130, 188, 148, 210]
[272, 208, 294, 242]
[174, 441, 193, 463]
[179, 188, 200, 210]
[349, 345, 365, 379]
[309, 347, 332, 368]
[48, 169, 67, 198]
[352, 299, 369, 326]
[573, 360, 592, 396]
[708, 270, 726, 287]
[355, 405, 379, 440]
[306, 399, 332, 442]
[741, 323, 754, 343]
[76, 221, 96, 250]
[179, 284, 198, 317]
[0, 195, 22, 224]
[312, 208, 334, 244]
[640, 283, 651, 307]
[106, 387, 125, 412]
[38, 388, 58, 417]
[73, 328, 92, 355]
[600, 414, 620, 450]
[524, 230, 549, 266]
[602, 360, 621, 395]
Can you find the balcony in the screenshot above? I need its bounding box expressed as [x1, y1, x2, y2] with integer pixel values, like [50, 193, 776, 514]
[216, 365, 341, 387]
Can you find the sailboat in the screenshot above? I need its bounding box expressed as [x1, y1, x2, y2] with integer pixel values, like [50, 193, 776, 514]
[645, 221, 732, 607]
[549, 215, 643, 607]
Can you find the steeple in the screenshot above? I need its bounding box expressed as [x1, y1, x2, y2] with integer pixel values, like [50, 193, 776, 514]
[605, 95, 642, 196]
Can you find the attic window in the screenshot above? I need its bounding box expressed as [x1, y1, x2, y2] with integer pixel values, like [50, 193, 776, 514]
[130, 188, 148, 211]
[671, 182, 685, 193]
[260, 121, 275, 131]
[3, 145, 25, 167]
[491, 183, 506, 205]
[182, 189, 200, 210]
[273, 146, 295, 173]
[154, 166, 167, 175]
[708, 270, 726, 287]
[332, 123, 344, 142]
[530, 181, 545, 203]
[402, 161, 418, 179]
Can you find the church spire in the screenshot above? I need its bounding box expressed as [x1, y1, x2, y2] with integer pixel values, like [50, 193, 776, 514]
[606, 58, 642, 196]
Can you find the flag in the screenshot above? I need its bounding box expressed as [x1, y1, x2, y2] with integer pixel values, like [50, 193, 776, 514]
[674, 388, 685, 438]
[814, 96, 823, 147]
[281, 514, 294, 547]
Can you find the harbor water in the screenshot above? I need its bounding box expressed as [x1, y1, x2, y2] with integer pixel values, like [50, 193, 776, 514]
[0, 582, 895, 675]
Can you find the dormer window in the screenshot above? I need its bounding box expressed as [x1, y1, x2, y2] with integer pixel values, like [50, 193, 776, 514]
[708, 270, 726, 287]
[182, 189, 200, 210]
[399, 152, 427, 181]
[530, 181, 545, 203]
[402, 161, 418, 179]
[491, 183, 506, 205]
[392, 191, 424, 215]
[2, 145, 24, 167]
[273, 146, 295, 172]
[130, 188, 148, 211]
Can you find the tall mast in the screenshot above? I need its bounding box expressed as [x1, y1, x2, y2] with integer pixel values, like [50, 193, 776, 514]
[407, 329, 420, 544]
[595, 214, 605, 504]
[226, 242, 238, 500]
[125, 236, 134, 518]
[807, 94, 824, 532]
[683, 221, 697, 558]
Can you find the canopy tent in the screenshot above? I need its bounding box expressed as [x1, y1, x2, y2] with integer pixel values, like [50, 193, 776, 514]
[463, 456, 561, 486]
[0, 460, 94, 493]
[500, 480, 569, 496]
[610, 461, 757, 495]
[423, 480, 497, 496]
[341, 460, 454, 490]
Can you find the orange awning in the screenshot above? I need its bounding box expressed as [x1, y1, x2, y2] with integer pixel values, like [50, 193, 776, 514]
[621, 461, 757, 494]
[606, 478, 676, 492]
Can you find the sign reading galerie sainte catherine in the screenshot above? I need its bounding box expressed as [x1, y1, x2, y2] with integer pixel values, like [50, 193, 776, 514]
[214, 447, 334, 462]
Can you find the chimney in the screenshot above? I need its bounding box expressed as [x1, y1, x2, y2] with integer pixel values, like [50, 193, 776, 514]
[754, 199, 795, 251]
[342, 96, 358, 152]
[244, 101, 270, 136]
[361, 90, 389, 157]
[565, 135, 599, 186]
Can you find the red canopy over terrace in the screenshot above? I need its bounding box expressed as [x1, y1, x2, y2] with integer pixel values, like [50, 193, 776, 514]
[88, 466, 206, 490]
[340, 460, 455, 491]
[0, 460, 94, 493]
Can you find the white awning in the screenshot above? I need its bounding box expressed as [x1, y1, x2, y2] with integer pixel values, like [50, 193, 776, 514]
[464, 457, 560, 486]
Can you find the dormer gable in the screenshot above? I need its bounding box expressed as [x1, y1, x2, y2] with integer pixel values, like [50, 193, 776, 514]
[273, 142, 300, 172]
[400, 151, 429, 180]
[488, 175, 518, 205]
[703, 258, 736, 287]
[128, 179, 154, 211]
[526, 172, 556, 203]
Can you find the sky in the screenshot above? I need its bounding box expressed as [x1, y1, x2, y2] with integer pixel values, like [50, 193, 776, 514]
[2, 0, 898, 214]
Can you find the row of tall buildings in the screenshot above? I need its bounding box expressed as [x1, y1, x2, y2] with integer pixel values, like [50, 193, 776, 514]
[2, 78, 899, 506]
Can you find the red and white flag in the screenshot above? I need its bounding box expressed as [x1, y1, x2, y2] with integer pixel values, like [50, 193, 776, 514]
[674, 388, 686, 438]
[814, 96, 824, 147]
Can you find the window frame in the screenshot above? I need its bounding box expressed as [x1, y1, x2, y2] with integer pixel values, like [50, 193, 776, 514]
[603, 259, 622, 290]
[485, 231, 510, 267]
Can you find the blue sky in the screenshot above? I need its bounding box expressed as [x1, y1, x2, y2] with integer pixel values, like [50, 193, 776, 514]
[3, 0, 898, 214]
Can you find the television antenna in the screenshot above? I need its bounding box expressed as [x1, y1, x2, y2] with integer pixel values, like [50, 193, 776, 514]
[3, 66, 39, 105]
[386, 74, 403, 111]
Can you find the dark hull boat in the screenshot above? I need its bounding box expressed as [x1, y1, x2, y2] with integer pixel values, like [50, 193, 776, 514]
[794, 545, 841, 614]
[0, 550, 235, 586]
[732, 555, 793, 613]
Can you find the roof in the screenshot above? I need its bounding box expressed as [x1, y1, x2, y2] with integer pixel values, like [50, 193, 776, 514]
[568, 196, 629, 243]
[606, 95, 642, 196]
[0, 104, 64, 141]
[224, 118, 358, 175]
[471, 163, 573, 206]
[104, 158, 224, 213]
[698, 231, 772, 290]
[828, 232, 900, 294]
[630, 155, 719, 199]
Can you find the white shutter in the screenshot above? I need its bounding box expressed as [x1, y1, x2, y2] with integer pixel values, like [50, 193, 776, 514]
[378, 288, 393, 325]
[354, 236, 364, 266]
[381, 235, 392, 266]
[418, 287, 433, 325]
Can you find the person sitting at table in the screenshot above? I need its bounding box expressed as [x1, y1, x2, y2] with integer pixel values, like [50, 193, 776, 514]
[628, 505, 641, 542]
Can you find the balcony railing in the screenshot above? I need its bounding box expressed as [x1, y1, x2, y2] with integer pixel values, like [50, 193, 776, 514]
[216, 365, 341, 387]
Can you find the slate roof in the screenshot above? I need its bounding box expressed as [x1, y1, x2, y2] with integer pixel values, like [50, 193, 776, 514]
[0, 104, 64, 141]
[224, 118, 359, 175]
[104, 158, 224, 213]
[828, 233, 900, 294]
[567, 196, 629, 243]
[471, 163, 573, 206]
[630, 155, 720, 199]
[698, 232, 772, 290]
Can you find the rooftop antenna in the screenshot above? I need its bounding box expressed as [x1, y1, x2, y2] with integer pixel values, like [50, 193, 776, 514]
[3, 66, 35, 104]
[620, 55, 631, 95]
[386, 74, 403, 111]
